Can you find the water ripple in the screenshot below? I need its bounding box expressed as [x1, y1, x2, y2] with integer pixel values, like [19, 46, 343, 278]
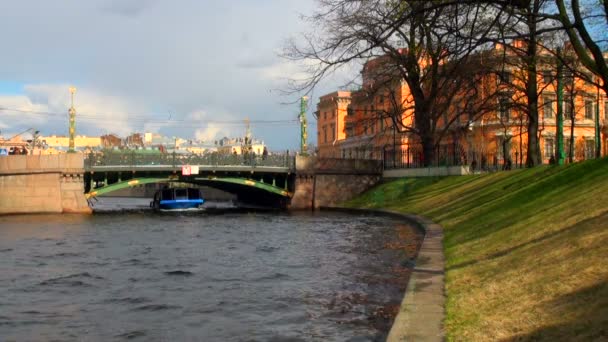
[115, 330, 147, 340]
[0, 211, 421, 341]
[132, 304, 182, 311]
[164, 270, 194, 276]
[39, 272, 104, 287]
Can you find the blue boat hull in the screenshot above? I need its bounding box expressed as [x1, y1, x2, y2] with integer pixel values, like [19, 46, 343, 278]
[158, 199, 205, 210]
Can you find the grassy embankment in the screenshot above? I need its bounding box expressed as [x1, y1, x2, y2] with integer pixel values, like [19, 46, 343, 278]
[347, 158, 608, 341]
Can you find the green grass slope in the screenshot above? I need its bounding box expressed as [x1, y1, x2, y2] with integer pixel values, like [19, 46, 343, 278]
[347, 158, 608, 341]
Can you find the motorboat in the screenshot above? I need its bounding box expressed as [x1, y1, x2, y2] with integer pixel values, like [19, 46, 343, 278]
[150, 187, 205, 210]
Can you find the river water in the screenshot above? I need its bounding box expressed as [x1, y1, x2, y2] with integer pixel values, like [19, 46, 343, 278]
[0, 200, 422, 341]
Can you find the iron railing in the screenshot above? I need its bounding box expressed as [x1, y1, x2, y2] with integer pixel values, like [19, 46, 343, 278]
[382, 144, 522, 172]
[85, 151, 296, 169]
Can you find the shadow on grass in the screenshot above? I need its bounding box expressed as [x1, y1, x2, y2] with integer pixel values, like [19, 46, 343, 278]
[442, 159, 608, 248]
[446, 211, 608, 271]
[501, 280, 608, 341]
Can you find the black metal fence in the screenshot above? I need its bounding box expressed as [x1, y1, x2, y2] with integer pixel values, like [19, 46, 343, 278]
[382, 144, 521, 172]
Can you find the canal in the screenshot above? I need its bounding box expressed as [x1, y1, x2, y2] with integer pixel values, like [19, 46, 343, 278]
[0, 201, 422, 341]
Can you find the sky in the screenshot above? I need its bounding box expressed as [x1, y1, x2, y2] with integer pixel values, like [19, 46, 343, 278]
[0, 0, 343, 150]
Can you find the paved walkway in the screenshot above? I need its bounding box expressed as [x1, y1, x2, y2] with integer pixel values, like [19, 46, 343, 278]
[324, 208, 445, 341]
[385, 213, 445, 342]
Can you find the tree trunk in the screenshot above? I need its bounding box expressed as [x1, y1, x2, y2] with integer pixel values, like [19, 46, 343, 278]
[569, 112, 575, 163]
[526, 110, 541, 167]
[525, 2, 542, 167]
[413, 99, 435, 167]
[421, 134, 435, 167]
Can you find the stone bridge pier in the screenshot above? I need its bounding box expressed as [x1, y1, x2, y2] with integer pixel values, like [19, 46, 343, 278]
[0, 154, 91, 214]
[290, 156, 383, 210]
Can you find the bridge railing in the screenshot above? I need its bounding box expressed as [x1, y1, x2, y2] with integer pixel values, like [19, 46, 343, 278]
[84, 151, 296, 169]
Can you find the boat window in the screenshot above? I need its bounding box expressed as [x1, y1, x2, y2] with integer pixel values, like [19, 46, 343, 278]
[175, 188, 188, 200]
[161, 189, 174, 200]
[188, 188, 200, 199]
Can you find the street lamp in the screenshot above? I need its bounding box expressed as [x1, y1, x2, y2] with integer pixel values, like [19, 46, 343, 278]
[299, 96, 308, 156]
[595, 77, 601, 158]
[28, 130, 40, 155]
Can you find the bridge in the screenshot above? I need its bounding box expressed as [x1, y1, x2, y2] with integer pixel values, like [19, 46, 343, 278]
[0, 153, 383, 214]
[84, 151, 297, 207]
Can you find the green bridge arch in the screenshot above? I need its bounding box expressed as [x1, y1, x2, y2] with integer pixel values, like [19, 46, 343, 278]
[85, 176, 291, 199]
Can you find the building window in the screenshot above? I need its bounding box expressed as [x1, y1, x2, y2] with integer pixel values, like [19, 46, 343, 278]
[380, 116, 385, 131]
[345, 123, 354, 138]
[543, 96, 554, 119]
[542, 70, 553, 85]
[323, 126, 327, 143]
[564, 70, 574, 87]
[584, 139, 595, 159]
[544, 137, 555, 160]
[604, 101, 608, 120]
[585, 100, 594, 120]
[497, 136, 505, 159]
[330, 124, 335, 141]
[499, 97, 510, 122]
[498, 70, 511, 84]
[564, 96, 574, 120]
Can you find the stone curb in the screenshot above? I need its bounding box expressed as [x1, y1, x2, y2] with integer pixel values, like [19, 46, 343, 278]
[320, 207, 445, 342]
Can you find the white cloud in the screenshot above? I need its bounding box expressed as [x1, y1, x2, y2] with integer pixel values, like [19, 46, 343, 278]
[0, 93, 52, 135]
[188, 109, 236, 143]
[194, 123, 227, 143]
[0, 0, 318, 149]
[0, 84, 147, 137]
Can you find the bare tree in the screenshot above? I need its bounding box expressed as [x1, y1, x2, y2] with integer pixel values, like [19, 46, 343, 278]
[555, 0, 608, 94]
[286, 1, 501, 166]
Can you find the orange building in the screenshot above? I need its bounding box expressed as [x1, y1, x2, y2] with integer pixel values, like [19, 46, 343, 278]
[315, 91, 351, 157]
[316, 43, 608, 167]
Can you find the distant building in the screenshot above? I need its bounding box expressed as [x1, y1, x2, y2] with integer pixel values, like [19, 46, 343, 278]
[125, 133, 144, 147]
[216, 136, 266, 155]
[101, 134, 122, 148]
[41, 135, 103, 154]
[0, 136, 30, 154]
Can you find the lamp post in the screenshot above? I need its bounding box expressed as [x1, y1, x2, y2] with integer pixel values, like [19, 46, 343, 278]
[299, 96, 308, 156]
[556, 49, 565, 165]
[392, 120, 396, 168]
[595, 77, 601, 158]
[68, 86, 77, 153]
[29, 130, 40, 155]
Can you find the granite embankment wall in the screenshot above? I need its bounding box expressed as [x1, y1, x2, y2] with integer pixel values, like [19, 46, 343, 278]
[0, 155, 91, 214]
[290, 156, 383, 209]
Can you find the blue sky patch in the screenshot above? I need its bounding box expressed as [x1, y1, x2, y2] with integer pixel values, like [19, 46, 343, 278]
[0, 81, 24, 95]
